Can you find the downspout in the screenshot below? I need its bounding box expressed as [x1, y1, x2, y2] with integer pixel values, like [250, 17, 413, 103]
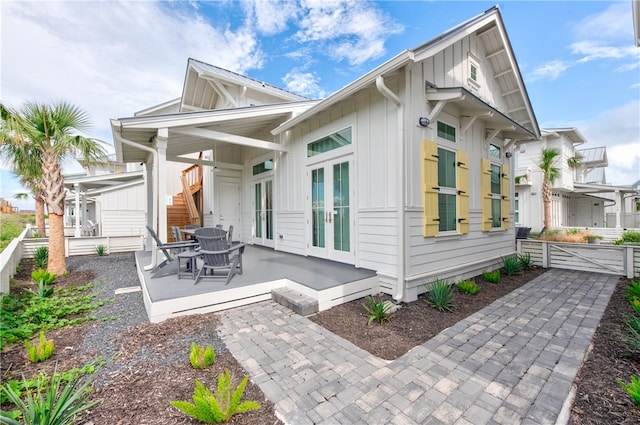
[376, 75, 406, 302]
[113, 129, 159, 271]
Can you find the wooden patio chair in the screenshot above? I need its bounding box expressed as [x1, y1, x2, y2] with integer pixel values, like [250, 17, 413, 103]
[146, 225, 198, 276]
[194, 234, 245, 285]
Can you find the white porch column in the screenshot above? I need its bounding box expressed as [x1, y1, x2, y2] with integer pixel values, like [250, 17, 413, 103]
[74, 183, 81, 237]
[155, 129, 169, 242]
[144, 159, 154, 250]
[615, 189, 622, 229]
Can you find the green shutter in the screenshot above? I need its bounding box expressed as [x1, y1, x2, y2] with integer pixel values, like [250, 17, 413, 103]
[481, 158, 492, 232]
[422, 140, 439, 237]
[501, 164, 510, 230]
[457, 150, 469, 234]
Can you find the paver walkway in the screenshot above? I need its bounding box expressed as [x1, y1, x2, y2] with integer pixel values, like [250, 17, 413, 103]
[218, 269, 619, 425]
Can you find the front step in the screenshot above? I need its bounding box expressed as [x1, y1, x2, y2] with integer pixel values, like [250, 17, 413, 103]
[271, 287, 318, 316]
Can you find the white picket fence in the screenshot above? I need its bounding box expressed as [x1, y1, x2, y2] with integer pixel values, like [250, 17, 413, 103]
[0, 226, 144, 293]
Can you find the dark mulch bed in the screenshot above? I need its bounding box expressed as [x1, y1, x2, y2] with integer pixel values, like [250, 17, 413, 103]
[569, 277, 640, 424]
[310, 267, 548, 360]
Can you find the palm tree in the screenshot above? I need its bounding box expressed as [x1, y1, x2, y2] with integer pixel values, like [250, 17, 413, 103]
[537, 148, 560, 233]
[0, 101, 106, 274]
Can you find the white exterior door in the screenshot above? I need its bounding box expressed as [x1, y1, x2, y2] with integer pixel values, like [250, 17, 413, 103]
[308, 157, 354, 264]
[215, 177, 241, 238]
[253, 178, 274, 247]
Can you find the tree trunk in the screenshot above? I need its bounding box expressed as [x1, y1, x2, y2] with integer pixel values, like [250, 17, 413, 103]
[47, 213, 66, 274]
[35, 196, 46, 237]
[542, 179, 552, 232]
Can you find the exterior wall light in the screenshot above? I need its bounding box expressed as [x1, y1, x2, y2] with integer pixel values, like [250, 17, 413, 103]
[419, 117, 430, 127]
[505, 151, 513, 158]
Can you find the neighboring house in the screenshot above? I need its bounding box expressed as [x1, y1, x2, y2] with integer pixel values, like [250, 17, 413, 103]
[112, 6, 542, 302]
[63, 156, 145, 237]
[0, 198, 18, 213]
[515, 129, 638, 231]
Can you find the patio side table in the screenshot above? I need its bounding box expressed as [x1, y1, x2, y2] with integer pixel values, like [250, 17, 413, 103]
[177, 251, 199, 280]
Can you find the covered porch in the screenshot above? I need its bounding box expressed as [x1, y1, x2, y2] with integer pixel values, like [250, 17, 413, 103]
[134, 245, 379, 322]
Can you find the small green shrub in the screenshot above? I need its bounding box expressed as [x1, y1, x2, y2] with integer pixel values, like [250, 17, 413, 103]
[517, 252, 532, 270]
[566, 228, 581, 235]
[483, 269, 501, 283]
[170, 369, 261, 423]
[624, 280, 640, 302]
[33, 246, 49, 269]
[30, 269, 57, 298]
[456, 279, 480, 295]
[619, 375, 640, 405]
[95, 244, 107, 256]
[190, 342, 216, 369]
[25, 330, 54, 363]
[362, 295, 392, 325]
[631, 298, 640, 315]
[0, 363, 100, 425]
[501, 256, 521, 276]
[626, 314, 640, 351]
[425, 279, 453, 312]
[615, 230, 640, 245]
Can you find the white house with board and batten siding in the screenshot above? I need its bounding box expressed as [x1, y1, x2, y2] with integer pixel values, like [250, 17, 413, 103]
[112, 6, 540, 303]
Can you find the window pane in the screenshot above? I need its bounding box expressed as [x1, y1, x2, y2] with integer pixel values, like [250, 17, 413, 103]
[491, 199, 501, 227]
[437, 122, 456, 142]
[438, 193, 457, 232]
[333, 162, 350, 252]
[515, 199, 519, 223]
[471, 65, 477, 81]
[308, 128, 352, 157]
[253, 159, 274, 176]
[438, 148, 456, 188]
[491, 164, 501, 194]
[254, 183, 262, 238]
[311, 168, 325, 248]
[489, 144, 501, 159]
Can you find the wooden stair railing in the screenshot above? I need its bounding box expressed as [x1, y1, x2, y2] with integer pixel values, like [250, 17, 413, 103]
[180, 164, 202, 225]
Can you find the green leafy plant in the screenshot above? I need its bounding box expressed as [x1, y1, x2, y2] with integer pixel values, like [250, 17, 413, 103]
[501, 256, 521, 276]
[95, 244, 107, 256]
[30, 269, 57, 298]
[483, 269, 501, 283]
[614, 230, 640, 245]
[190, 342, 216, 369]
[25, 330, 54, 363]
[619, 375, 640, 405]
[624, 279, 640, 302]
[1, 282, 105, 351]
[425, 279, 453, 312]
[517, 252, 532, 270]
[0, 363, 101, 425]
[362, 295, 392, 325]
[170, 369, 261, 423]
[456, 279, 480, 295]
[626, 314, 640, 351]
[631, 298, 640, 315]
[566, 228, 581, 235]
[33, 246, 49, 269]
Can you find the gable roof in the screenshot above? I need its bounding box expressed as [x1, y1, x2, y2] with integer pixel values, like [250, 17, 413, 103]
[181, 58, 308, 112]
[273, 6, 539, 139]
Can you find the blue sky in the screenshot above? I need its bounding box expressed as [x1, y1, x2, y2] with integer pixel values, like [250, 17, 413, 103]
[2, 0, 639, 211]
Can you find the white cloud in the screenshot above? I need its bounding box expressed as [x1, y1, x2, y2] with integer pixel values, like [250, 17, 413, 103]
[1, 1, 264, 145]
[571, 41, 640, 63]
[244, 0, 299, 35]
[572, 2, 633, 42]
[529, 60, 572, 81]
[294, 0, 402, 65]
[571, 100, 640, 185]
[282, 69, 326, 98]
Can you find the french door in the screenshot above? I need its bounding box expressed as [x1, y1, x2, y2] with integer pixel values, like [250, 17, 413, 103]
[254, 178, 274, 247]
[309, 157, 353, 263]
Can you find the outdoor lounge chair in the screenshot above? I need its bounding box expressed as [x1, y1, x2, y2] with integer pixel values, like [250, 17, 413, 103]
[194, 234, 245, 285]
[146, 225, 198, 276]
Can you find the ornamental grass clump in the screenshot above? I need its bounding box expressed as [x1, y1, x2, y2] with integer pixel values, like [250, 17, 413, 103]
[501, 255, 521, 276]
[190, 342, 216, 369]
[362, 295, 392, 324]
[0, 363, 101, 425]
[425, 279, 453, 312]
[95, 244, 107, 256]
[25, 330, 54, 363]
[33, 246, 49, 269]
[171, 369, 261, 423]
[619, 375, 640, 405]
[456, 279, 480, 295]
[483, 269, 501, 283]
[517, 252, 532, 270]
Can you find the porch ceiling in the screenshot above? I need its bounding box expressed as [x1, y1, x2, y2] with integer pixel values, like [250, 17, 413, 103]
[112, 102, 317, 164]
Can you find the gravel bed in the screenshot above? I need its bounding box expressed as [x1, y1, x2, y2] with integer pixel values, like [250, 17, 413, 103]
[65, 253, 226, 385]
